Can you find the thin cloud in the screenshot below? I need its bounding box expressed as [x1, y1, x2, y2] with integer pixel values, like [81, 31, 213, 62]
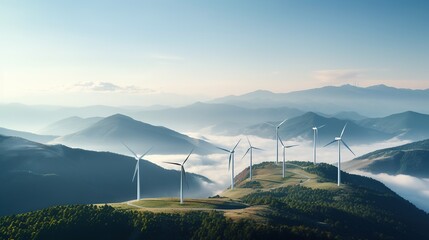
[313, 69, 365, 83]
[66, 81, 154, 93]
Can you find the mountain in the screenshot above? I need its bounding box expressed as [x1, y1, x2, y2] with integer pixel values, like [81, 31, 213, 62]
[39, 116, 103, 135]
[358, 111, 429, 141]
[344, 139, 429, 177]
[2, 162, 429, 239]
[134, 102, 303, 132]
[242, 112, 391, 144]
[0, 135, 212, 216]
[51, 114, 217, 155]
[329, 111, 368, 121]
[0, 127, 57, 143]
[211, 84, 429, 116]
[0, 103, 134, 132]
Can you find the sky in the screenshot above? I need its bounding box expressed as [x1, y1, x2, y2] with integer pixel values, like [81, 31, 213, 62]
[1, 0, 428, 106]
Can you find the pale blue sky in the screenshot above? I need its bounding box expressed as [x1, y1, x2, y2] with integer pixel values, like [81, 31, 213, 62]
[1, 0, 428, 106]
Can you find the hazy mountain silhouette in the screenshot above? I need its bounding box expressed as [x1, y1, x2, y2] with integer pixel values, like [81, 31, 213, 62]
[345, 139, 429, 178]
[0, 103, 134, 132]
[327, 111, 368, 121]
[0, 135, 212, 216]
[211, 84, 429, 116]
[358, 111, 429, 141]
[134, 102, 303, 132]
[52, 114, 216, 155]
[39, 116, 103, 135]
[0, 127, 57, 143]
[242, 112, 392, 144]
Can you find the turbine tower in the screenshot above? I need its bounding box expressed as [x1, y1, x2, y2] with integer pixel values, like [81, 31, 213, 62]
[312, 125, 325, 164]
[278, 136, 298, 178]
[217, 139, 241, 190]
[123, 143, 151, 201]
[241, 137, 263, 181]
[324, 123, 355, 186]
[164, 149, 193, 204]
[265, 118, 288, 164]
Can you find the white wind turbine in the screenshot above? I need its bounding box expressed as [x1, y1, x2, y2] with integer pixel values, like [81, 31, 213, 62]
[324, 123, 355, 186]
[241, 137, 263, 181]
[278, 136, 298, 178]
[312, 124, 325, 164]
[217, 139, 241, 190]
[265, 118, 288, 164]
[164, 149, 193, 204]
[123, 143, 152, 201]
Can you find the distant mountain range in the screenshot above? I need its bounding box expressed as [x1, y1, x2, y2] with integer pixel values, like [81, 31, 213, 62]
[2, 84, 429, 133]
[51, 114, 217, 155]
[0, 135, 212, 216]
[134, 102, 303, 132]
[241, 112, 391, 144]
[39, 116, 103, 135]
[344, 139, 429, 178]
[358, 111, 429, 141]
[0, 127, 57, 144]
[234, 110, 429, 144]
[211, 84, 429, 116]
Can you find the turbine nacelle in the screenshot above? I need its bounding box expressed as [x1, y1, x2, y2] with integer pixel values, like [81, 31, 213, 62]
[335, 137, 341, 141]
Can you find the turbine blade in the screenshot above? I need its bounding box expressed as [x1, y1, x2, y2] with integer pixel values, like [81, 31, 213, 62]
[318, 124, 326, 129]
[278, 118, 288, 127]
[182, 166, 189, 189]
[228, 154, 232, 171]
[341, 140, 355, 156]
[246, 136, 252, 148]
[123, 142, 138, 159]
[139, 147, 152, 160]
[164, 161, 181, 166]
[183, 149, 194, 165]
[340, 123, 348, 138]
[216, 146, 230, 153]
[264, 122, 276, 127]
[132, 161, 138, 182]
[241, 148, 251, 160]
[232, 139, 241, 151]
[278, 135, 285, 147]
[285, 144, 298, 148]
[323, 140, 337, 147]
[252, 147, 263, 151]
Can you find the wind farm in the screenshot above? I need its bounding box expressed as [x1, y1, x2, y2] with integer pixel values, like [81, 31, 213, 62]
[2, 0, 429, 239]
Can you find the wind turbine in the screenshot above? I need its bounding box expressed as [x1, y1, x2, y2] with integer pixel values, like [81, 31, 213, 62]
[164, 149, 193, 204]
[241, 137, 263, 181]
[324, 123, 355, 186]
[312, 124, 325, 164]
[265, 118, 288, 164]
[278, 136, 298, 178]
[217, 139, 241, 190]
[123, 143, 152, 201]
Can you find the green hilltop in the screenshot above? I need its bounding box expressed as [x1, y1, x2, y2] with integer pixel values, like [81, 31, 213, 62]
[1, 162, 429, 240]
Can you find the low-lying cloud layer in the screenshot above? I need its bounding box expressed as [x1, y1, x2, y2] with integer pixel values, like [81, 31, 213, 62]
[352, 170, 429, 213]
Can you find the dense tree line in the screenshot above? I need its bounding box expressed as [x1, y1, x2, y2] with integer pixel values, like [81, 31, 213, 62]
[0, 205, 332, 240]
